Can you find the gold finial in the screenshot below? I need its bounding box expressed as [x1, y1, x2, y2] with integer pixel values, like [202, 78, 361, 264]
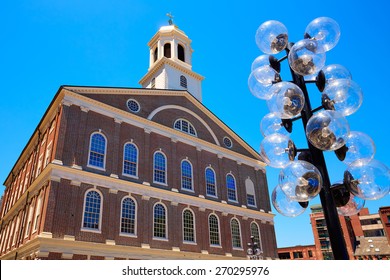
[166, 12, 174, 25]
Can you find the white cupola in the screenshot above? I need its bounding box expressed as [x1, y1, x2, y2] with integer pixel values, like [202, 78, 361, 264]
[139, 20, 204, 102]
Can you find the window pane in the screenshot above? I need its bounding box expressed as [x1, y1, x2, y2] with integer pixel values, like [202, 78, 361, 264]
[209, 215, 220, 245]
[154, 153, 166, 184]
[247, 194, 255, 206]
[227, 175, 237, 201]
[121, 198, 136, 234]
[154, 204, 166, 238]
[206, 168, 216, 196]
[231, 219, 241, 248]
[89, 134, 106, 168]
[181, 161, 192, 190]
[83, 191, 101, 229]
[124, 144, 138, 176]
[250, 223, 260, 246]
[183, 210, 195, 242]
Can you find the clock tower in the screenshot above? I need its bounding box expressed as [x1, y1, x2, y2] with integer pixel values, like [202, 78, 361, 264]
[139, 21, 204, 102]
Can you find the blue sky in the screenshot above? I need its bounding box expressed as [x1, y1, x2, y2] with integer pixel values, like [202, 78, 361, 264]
[1, 0, 389, 248]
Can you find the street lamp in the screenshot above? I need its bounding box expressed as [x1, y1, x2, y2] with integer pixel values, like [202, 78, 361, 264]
[249, 17, 390, 260]
[247, 236, 263, 260]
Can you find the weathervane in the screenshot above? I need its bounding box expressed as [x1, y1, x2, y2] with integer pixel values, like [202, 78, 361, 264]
[166, 12, 174, 25]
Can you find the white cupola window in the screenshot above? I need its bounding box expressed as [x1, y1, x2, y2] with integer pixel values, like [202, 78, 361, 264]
[174, 118, 196, 136]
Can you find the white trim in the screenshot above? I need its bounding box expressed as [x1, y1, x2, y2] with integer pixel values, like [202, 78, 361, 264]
[147, 105, 220, 146]
[153, 151, 168, 185]
[182, 208, 196, 244]
[153, 202, 168, 240]
[81, 188, 103, 232]
[230, 218, 243, 249]
[119, 196, 138, 236]
[208, 213, 221, 247]
[122, 142, 139, 178]
[245, 178, 257, 207]
[174, 118, 197, 137]
[223, 136, 233, 149]
[126, 99, 141, 113]
[87, 132, 107, 171]
[180, 159, 194, 192]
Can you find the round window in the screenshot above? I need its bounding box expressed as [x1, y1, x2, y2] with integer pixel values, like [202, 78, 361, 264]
[127, 99, 140, 113]
[223, 137, 233, 148]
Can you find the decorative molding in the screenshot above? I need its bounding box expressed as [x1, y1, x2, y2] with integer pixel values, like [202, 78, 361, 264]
[141, 243, 151, 249]
[62, 253, 73, 260]
[110, 174, 119, 179]
[71, 164, 82, 170]
[63, 235, 75, 241]
[106, 240, 116, 245]
[172, 247, 181, 252]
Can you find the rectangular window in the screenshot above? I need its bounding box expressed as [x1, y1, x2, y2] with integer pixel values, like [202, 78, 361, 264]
[247, 194, 256, 206]
[293, 251, 303, 259]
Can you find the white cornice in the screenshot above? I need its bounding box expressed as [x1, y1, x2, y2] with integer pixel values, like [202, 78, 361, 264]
[49, 164, 274, 223]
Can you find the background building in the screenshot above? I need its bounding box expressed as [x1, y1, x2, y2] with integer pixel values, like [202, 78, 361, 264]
[0, 23, 277, 260]
[277, 245, 318, 260]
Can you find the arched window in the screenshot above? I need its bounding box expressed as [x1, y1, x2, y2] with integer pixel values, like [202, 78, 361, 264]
[226, 174, 237, 202]
[181, 160, 193, 191]
[183, 209, 195, 243]
[205, 167, 217, 197]
[180, 75, 187, 88]
[153, 151, 167, 184]
[173, 119, 197, 136]
[123, 143, 138, 177]
[245, 178, 256, 207]
[231, 218, 242, 248]
[88, 132, 107, 169]
[153, 203, 167, 239]
[153, 47, 158, 62]
[164, 43, 171, 58]
[178, 44, 185, 62]
[250, 222, 262, 250]
[82, 190, 102, 230]
[208, 214, 220, 246]
[121, 197, 136, 235]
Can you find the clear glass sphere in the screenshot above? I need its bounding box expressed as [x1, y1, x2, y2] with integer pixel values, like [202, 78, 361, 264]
[255, 20, 289, 54]
[279, 160, 323, 202]
[305, 17, 341, 53]
[251, 54, 272, 71]
[337, 193, 365, 216]
[306, 110, 350, 151]
[272, 184, 307, 217]
[323, 79, 363, 116]
[267, 82, 305, 118]
[322, 64, 352, 85]
[343, 131, 376, 165]
[259, 134, 293, 168]
[288, 39, 326, 76]
[260, 112, 289, 137]
[248, 65, 280, 100]
[347, 159, 390, 200]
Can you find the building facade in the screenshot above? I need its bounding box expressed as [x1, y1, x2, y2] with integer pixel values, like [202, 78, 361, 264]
[0, 23, 277, 260]
[277, 245, 318, 260]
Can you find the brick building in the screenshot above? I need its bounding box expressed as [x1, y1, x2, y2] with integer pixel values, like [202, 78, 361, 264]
[0, 23, 277, 260]
[277, 245, 318, 260]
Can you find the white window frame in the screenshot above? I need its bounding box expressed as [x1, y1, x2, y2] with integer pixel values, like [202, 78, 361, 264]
[181, 159, 194, 192]
[230, 218, 243, 250]
[208, 213, 221, 247]
[182, 208, 196, 244]
[226, 173, 238, 203]
[205, 166, 218, 198]
[81, 189, 103, 233]
[119, 196, 137, 237]
[153, 151, 168, 186]
[122, 142, 139, 179]
[153, 202, 168, 241]
[87, 132, 107, 171]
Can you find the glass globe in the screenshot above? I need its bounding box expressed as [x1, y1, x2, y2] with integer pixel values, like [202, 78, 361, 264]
[267, 82, 305, 118]
[347, 159, 390, 200]
[305, 17, 341, 53]
[259, 134, 294, 168]
[306, 110, 350, 151]
[343, 131, 376, 165]
[251, 54, 273, 72]
[279, 160, 322, 202]
[337, 193, 365, 216]
[248, 65, 280, 100]
[322, 64, 352, 85]
[288, 39, 326, 76]
[272, 184, 307, 217]
[260, 112, 289, 137]
[255, 20, 289, 54]
[323, 79, 363, 116]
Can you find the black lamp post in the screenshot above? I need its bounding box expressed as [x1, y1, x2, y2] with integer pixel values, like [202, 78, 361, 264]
[249, 17, 390, 260]
[247, 235, 263, 260]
